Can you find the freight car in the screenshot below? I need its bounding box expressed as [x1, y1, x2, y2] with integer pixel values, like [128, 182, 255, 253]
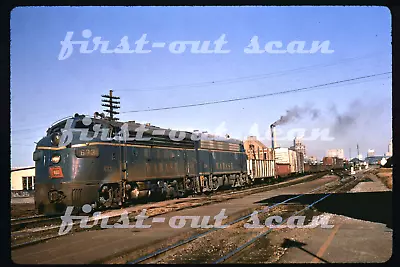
[243, 142, 276, 181]
[33, 114, 250, 214]
[304, 157, 344, 174]
[246, 159, 275, 181]
[272, 148, 305, 178]
[322, 156, 344, 170]
[304, 163, 326, 173]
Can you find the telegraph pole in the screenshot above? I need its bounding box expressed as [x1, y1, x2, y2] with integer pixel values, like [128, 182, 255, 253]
[101, 90, 120, 121]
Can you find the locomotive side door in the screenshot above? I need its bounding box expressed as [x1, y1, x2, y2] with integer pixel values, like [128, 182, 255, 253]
[118, 130, 129, 204]
[208, 151, 215, 190]
[120, 143, 128, 180]
[114, 127, 128, 181]
[240, 151, 245, 173]
[183, 150, 189, 191]
[183, 150, 188, 175]
[209, 151, 214, 175]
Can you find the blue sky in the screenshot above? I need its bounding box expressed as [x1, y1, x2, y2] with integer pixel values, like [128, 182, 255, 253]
[11, 6, 392, 167]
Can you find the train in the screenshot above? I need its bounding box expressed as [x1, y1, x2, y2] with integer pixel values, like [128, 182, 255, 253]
[33, 113, 344, 214]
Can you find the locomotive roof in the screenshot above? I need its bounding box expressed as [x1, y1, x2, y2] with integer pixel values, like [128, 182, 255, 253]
[49, 114, 243, 145]
[119, 120, 243, 145]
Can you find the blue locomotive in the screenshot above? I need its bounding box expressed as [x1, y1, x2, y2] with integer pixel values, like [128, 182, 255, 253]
[33, 113, 250, 214]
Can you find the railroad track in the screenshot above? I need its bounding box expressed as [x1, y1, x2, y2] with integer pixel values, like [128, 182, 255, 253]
[11, 215, 47, 222]
[11, 171, 341, 250]
[212, 176, 361, 264]
[124, 170, 361, 264]
[11, 215, 63, 232]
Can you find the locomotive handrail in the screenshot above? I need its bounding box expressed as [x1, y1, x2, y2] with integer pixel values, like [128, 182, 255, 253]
[49, 114, 94, 128]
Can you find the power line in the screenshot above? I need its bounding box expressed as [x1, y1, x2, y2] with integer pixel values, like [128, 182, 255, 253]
[12, 137, 42, 143]
[11, 143, 36, 147]
[9, 53, 387, 131]
[11, 126, 49, 133]
[115, 52, 385, 92]
[11, 113, 96, 134]
[120, 72, 391, 114]
[299, 75, 390, 92]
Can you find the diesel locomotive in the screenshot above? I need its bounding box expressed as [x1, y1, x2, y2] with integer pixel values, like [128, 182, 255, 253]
[33, 114, 250, 214]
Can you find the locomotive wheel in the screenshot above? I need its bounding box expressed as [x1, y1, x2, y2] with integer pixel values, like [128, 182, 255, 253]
[212, 177, 219, 191]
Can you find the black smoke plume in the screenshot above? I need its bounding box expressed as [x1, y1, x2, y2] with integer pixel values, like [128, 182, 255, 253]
[330, 100, 361, 135]
[271, 105, 320, 127]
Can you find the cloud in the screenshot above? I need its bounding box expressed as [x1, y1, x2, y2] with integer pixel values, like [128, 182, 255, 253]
[214, 121, 228, 136]
[248, 123, 260, 138]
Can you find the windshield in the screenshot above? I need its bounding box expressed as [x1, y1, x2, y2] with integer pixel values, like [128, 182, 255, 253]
[47, 120, 67, 135]
[74, 120, 96, 132]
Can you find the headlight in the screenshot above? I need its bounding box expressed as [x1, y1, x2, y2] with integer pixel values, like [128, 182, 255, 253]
[51, 132, 61, 146]
[51, 154, 61, 163]
[75, 147, 99, 158]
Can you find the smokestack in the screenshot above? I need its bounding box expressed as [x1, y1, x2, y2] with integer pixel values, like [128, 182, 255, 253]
[357, 143, 360, 158]
[270, 124, 277, 149]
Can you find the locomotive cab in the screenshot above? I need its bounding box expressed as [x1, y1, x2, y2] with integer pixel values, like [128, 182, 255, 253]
[33, 114, 118, 214]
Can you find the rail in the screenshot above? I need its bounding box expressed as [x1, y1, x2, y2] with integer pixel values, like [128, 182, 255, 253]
[126, 174, 342, 264]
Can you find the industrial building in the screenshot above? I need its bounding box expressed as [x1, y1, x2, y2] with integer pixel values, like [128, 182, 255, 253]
[291, 137, 306, 157]
[367, 149, 375, 157]
[11, 166, 35, 191]
[326, 149, 344, 159]
[307, 156, 318, 164]
[386, 139, 393, 157]
[243, 136, 273, 160]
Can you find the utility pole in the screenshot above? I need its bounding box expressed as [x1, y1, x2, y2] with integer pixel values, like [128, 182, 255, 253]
[101, 89, 120, 121]
[349, 148, 351, 161]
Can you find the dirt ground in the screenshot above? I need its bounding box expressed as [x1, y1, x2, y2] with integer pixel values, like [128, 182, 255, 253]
[373, 168, 392, 189]
[109, 205, 320, 264]
[11, 203, 37, 219]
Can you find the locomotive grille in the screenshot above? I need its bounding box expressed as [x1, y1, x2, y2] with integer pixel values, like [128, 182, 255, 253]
[72, 188, 82, 205]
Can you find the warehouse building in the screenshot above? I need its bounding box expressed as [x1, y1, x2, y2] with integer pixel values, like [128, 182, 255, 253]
[292, 137, 306, 157]
[386, 139, 393, 157]
[244, 136, 274, 160]
[11, 166, 35, 191]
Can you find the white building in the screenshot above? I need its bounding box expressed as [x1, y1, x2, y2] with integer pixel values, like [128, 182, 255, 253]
[386, 139, 393, 157]
[11, 166, 35, 191]
[292, 137, 306, 156]
[367, 149, 375, 157]
[326, 149, 344, 159]
[307, 156, 318, 164]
